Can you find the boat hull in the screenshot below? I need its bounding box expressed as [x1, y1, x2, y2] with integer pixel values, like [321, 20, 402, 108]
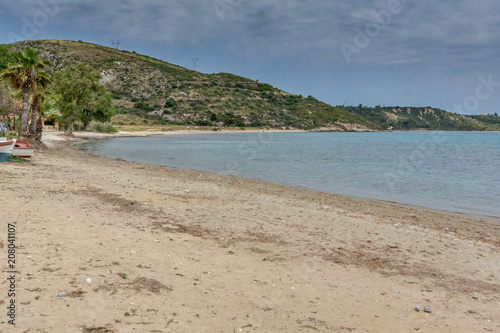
[12, 148, 34, 158]
[0, 139, 16, 161]
[0, 140, 15, 154]
[0, 153, 10, 162]
[12, 140, 34, 158]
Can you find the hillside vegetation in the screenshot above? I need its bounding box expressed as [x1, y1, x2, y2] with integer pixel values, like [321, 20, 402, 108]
[6, 40, 375, 130]
[465, 114, 500, 126]
[345, 105, 500, 131]
[4, 40, 499, 131]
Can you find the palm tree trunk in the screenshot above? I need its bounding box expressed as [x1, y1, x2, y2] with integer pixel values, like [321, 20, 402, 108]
[29, 93, 39, 137]
[20, 82, 30, 139]
[35, 116, 43, 141]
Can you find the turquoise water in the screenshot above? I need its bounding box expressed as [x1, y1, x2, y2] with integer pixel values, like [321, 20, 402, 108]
[81, 131, 500, 219]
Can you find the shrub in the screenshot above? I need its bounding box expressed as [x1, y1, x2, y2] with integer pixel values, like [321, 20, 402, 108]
[164, 98, 177, 108]
[258, 83, 274, 91]
[88, 121, 119, 133]
[195, 119, 212, 126]
[71, 121, 84, 131]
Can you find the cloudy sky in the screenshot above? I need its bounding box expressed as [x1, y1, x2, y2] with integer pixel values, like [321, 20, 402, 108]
[1, 0, 500, 114]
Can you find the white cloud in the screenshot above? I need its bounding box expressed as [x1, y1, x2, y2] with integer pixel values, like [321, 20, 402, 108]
[2, 0, 500, 77]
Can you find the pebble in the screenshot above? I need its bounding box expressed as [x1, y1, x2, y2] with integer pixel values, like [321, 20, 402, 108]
[86, 278, 92, 285]
[58, 292, 68, 297]
[472, 293, 478, 299]
[398, 316, 403, 319]
[424, 307, 431, 313]
[445, 228, 449, 232]
[415, 306, 420, 312]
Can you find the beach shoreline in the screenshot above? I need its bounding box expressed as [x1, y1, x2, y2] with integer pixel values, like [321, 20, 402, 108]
[0, 130, 498, 332]
[66, 129, 500, 222]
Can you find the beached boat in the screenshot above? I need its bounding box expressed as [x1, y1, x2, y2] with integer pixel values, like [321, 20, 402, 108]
[12, 140, 34, 158]
[0, 138, 16, 162]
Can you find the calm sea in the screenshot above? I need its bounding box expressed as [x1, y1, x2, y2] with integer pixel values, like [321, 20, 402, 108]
[80, 131, 500, 219]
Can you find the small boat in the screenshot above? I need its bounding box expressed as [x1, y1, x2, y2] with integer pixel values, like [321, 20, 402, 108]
[0, 138, 16, 162]
[12, 140, 34, 158]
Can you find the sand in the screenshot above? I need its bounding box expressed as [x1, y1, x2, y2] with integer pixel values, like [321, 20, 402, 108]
[0, 131, 499, 332]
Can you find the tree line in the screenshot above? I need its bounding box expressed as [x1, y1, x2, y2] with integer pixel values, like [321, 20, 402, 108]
[0, 46, 114, 141]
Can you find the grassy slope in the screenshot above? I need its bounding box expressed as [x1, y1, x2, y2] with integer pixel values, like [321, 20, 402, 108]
[4, 40, 498, 131]
[6, 39, 376, 130]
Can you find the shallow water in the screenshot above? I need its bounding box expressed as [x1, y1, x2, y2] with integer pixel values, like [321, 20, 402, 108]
[81, 131, 500, 219]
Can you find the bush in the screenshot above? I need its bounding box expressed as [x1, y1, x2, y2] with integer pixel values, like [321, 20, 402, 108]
[164, 98, 177, 108]
[258, 83, 274, 91]
[234, 116, 245, 127]
[73, 121, 84, 131]
[88, 121, 119, 133]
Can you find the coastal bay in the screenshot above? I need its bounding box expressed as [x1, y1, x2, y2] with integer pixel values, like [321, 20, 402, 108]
[1, 131, 499, 332]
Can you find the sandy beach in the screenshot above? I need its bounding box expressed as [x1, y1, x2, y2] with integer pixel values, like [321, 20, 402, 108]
[1, 131, 499, 332]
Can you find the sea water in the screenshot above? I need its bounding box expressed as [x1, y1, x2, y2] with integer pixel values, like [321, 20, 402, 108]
[80, 131, 500, 219]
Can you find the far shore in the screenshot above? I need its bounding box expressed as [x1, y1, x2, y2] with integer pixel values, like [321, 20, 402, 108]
[0, 130, 498, 332]
[40, 127, 306, 147]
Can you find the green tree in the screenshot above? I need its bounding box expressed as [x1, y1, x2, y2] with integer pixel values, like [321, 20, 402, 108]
[54, 64, 114, 135]
[220, 112, 236, 126]
[79, 94, 115, 130]
[0, 46, 15, 70]
[0, 47, 51, 139]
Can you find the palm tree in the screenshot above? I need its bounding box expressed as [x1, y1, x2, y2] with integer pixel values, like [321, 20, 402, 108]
[29, 71, 52, 139]
[0, 47, 51, 139]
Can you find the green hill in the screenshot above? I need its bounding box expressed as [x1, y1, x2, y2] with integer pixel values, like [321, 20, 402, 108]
[4, 39, 376, 131]
[344, 105, 500, 131]
[4, 40, 499, 131]
[465, 114, 500, 126]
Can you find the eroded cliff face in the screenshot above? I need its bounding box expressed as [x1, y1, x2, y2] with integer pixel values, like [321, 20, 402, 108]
[308, 123, 376, 132]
